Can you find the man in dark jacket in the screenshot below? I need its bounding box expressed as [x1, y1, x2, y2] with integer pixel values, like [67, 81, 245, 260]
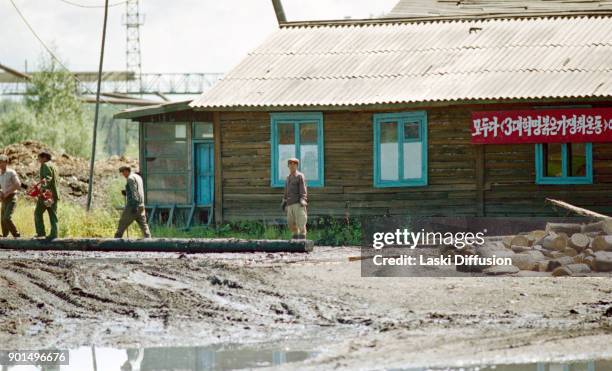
[114, 166, 151, 238]
[34, 151, 59, 239]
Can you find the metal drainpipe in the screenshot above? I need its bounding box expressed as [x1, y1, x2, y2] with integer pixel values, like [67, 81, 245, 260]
[271, 0, 287, 24]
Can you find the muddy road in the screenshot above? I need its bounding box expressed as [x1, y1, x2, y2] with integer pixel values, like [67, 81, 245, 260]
[1, 247, 612, 369]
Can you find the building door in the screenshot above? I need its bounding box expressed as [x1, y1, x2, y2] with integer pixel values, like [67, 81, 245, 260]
[194, 142, 214, 206]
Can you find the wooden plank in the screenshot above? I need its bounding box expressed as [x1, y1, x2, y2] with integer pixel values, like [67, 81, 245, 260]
[214, 111, 223, 223]
[186, 204, 196, 230]
[149, 206, 157, 225]
[475, 145, 485, 216]
[167, 204, 176, 228]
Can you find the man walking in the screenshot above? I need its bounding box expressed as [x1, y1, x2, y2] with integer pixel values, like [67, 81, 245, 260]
[34, 151, 59, 239]
[281, 158, 308, 239]
[115, 166, 151, 239]
[0, 154, 21, 238]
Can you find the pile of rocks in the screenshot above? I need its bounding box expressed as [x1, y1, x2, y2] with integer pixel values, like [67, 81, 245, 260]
[469, 220, 612, 276]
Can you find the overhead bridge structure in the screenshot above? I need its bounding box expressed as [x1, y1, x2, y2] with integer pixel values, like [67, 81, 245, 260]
[0, 70, 224, 96]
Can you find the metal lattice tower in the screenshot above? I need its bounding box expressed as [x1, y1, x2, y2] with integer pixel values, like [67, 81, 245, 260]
[123, 0, 144, 93]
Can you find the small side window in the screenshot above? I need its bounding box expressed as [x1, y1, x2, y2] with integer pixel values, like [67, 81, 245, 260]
[535, 143, 592, 184]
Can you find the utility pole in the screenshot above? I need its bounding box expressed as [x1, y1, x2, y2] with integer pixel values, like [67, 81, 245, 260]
[86, 0, 110, 211]
[271, 0, 287, 25]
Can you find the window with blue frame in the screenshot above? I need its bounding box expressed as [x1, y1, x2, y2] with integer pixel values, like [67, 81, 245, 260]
[270, 113, 324, 187]
[535, 143, 593, 184]
[373, 111, 428, 188]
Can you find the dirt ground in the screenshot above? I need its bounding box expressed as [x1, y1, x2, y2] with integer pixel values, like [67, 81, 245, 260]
[1, 246, 612, 370]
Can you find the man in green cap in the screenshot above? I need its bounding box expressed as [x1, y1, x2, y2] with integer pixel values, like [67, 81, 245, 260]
[34, 151, 59, 239]
[0, 154, 21, 238]
[115, 166, 151, 239]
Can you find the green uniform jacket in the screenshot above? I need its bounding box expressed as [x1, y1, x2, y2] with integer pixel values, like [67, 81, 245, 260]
[125, 173, 145, 208]
[40, 162, 60, 201]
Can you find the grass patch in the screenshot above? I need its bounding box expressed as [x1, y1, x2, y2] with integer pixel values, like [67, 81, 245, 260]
[10, 198, 362, 246]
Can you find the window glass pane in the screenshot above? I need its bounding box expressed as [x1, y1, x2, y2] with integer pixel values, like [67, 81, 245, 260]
[175, 124, 187, 139]
[568, 143, 587, 177]
[145, 123, 187, 139]
[194, 122, 213, 139]
[145, 124, 174, 138]
[145, 157, 188, 173]
[403, 142, 422, 179]
[404, 122, 420, 141]
[380, 122, 399, 181]
[147, 174, 188, 189]
[300, 122, 318, 144]
[299, 123, 319, 181]
[145, 140, 188, 157]
[544, 143, 563, 177]
[147, 190, 188, 204]
[278, 123, 296, 181]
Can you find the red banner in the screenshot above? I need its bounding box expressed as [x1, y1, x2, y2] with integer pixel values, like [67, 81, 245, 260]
[471, 108, 612, 144]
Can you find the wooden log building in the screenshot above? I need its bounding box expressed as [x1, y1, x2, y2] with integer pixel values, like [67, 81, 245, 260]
[115, 0, 612, 226]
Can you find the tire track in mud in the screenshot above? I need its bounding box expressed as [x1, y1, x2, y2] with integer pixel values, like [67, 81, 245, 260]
[1, 265, 93, 313]
[0, 252, 358, 348]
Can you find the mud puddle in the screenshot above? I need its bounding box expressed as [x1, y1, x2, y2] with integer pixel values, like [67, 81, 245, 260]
[2, 248, 612, 370]
[418, 359, 612, 370]
[0, 344, 316, 370]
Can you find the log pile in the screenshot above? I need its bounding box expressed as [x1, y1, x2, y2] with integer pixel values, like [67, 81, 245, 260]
[467, 219, 612, 276]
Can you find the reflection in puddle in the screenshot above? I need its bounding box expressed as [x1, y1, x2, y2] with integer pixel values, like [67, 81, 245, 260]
[401, 360, 611, 371]
[1, 345, 315, 370]
[3, 350, 611, 371]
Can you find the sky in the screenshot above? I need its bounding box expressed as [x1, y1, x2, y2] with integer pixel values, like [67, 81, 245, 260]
[1, 0, 398, 75]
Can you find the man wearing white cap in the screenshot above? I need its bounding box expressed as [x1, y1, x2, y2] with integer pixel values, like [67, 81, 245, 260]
[281, 157, 308, 239]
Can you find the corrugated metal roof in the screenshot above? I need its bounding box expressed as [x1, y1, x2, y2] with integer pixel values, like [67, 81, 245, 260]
[191, 16, 612, 109]
[387, 0, 612, 18]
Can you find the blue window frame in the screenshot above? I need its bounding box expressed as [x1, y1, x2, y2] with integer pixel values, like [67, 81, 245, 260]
[535, 143, 593, 185]
[270, 112, 324, 188]
[373, 111, 428, 188]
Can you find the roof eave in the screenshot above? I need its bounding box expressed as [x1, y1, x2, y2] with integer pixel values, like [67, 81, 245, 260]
[190, 96, 612, 112]
[277, 10, 612, 28]
[114, 100, 193, 120]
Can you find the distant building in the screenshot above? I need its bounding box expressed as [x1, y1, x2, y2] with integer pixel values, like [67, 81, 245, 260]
[116, 0, 612, 226]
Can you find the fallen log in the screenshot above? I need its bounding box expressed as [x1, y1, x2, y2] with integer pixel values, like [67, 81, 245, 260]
[552, 263, 591, 277]
[0, 238, 314, 253]
[591, 235, 612, 252]
[541, 234, 566, 251]
[510, 235, 531, 247]
[546, 222, 582, 235]
[545, 198, 611, 220]
[568, 233, 590, 252]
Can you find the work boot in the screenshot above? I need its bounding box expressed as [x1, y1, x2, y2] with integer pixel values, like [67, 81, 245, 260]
[291, 234, 299, 240]
[297, 234, 306, 240]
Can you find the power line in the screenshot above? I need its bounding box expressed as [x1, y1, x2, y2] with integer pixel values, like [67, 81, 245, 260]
[8, 0, 111, 103]
[58, 0, 126, 9]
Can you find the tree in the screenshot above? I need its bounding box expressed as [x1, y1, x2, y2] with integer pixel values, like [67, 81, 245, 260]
[24, 58, 90, 157]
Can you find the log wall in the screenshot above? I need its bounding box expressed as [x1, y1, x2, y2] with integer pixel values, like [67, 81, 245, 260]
[218, 103, 612, 221]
